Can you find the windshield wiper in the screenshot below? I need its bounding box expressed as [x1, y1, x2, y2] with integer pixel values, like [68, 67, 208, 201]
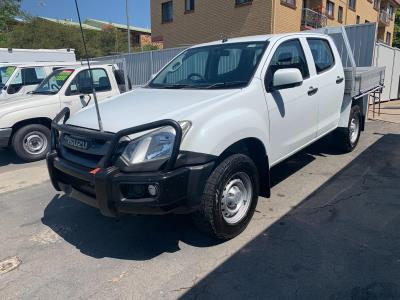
[154, 84, 195, 89]
[201, 81, 248, 89]
[31, 90, 57, 95]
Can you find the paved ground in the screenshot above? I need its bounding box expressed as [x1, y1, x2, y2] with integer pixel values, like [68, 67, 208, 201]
[369, 99, 400, 124]
[0, 120, 399, 299]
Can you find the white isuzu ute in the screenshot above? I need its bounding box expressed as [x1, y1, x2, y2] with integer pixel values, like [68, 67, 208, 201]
[46, 33, 384, 239]
[0, 63, 128, 161]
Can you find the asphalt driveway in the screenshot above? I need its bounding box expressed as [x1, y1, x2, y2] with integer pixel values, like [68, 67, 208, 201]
[0, 120, 399, 299]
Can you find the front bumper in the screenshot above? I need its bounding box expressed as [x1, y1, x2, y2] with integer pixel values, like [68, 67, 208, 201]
[0, 128, 12, 148]
[47, 151, 214, 216]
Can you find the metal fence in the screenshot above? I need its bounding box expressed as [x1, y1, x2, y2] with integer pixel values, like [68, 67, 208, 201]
[375, 43, 400, 100]
[94, 47, 187, 87]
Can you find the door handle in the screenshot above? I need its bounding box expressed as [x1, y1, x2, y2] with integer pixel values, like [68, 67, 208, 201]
[308, 87, 318, 96]
[336, 76, 344, 84]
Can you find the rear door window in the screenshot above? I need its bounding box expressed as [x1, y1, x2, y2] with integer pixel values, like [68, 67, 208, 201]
[307, 38, 335, 73]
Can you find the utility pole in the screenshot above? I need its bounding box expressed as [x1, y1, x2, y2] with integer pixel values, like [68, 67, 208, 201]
[126, 0, 131, 53]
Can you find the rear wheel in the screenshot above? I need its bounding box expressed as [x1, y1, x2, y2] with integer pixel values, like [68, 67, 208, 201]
[334, 105, 361, 153]
[12, 124, 51, 162]
[192, 154, 259, 240]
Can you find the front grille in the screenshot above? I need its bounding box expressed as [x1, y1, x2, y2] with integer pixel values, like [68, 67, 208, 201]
[58, 133, 113, 169]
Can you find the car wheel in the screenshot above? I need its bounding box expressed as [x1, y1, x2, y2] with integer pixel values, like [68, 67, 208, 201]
[12, 124, 51, 162]
[192, 154, 259, 240]
[334, 105, 362, 153]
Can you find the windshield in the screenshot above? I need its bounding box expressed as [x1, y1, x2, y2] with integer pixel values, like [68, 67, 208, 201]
[33, 69, 75, 95]
[149, 41, 268, 89]
[0, 66, 16, 88]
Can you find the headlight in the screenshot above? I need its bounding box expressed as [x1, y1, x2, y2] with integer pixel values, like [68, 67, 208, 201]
[120, 121, 191, 166]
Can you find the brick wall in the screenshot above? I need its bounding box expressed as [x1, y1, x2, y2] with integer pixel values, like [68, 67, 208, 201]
[151, 0, 273, 48]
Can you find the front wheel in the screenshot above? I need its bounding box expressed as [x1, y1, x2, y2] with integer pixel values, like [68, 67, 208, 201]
[192, 154, 259, 240]
[334, 105, 362, 153]
[12, 124, 51, 162]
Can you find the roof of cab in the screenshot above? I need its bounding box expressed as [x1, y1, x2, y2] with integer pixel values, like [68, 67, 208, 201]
[190, 32, 330, 48]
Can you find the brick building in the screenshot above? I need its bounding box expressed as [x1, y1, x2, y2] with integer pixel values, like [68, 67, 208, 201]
[151, 0, 400, 48]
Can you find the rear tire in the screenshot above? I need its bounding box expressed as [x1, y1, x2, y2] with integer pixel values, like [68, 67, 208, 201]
[334, 105, 362, 153]
[12, 124, 51, 162]
[192, 154, 259, 240]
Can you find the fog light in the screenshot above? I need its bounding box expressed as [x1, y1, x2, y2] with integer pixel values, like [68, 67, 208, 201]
[148, 184, 158, 197]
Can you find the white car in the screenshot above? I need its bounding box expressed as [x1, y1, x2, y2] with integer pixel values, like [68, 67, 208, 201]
[0, 62, 81, 100]
[47, 33, 380, 239]
[0, 64, 128, 161]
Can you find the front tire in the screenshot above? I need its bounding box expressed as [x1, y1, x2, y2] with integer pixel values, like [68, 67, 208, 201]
[334, 105, 362, 153]
[12, 124, 51, 162]
[192, 154, 259, 240]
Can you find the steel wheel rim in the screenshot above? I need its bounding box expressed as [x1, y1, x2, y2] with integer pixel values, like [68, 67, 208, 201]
[349, 116, 360, 144]
[22, 131, 48, 155]
[221, 172, 253, 225]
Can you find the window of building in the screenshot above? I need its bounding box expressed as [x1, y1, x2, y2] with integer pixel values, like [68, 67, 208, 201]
[326, 1, 335, 18]
[386, 32, 392, 44]
[349, 0, 356, 10]
[307, 38, 335, 73]
[185, 0, 195, 12]
[365, 20, 370, 23]
[389, 5, 394, 20]
[235, 0, 252, 5]
[356, 15, 360, 24]
[373, 0, 379, 10]
[338, 6, 344, 23]
[268, 39, 310, 83]
[280, 0, 296, 8]
[162, 1, 173, 23]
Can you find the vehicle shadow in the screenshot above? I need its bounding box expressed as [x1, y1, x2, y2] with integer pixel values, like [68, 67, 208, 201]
[42, 195, 219, 260]
[41, 133, 357, 261]
[0, 148, 25, 167]
[182, 134, 400, 299]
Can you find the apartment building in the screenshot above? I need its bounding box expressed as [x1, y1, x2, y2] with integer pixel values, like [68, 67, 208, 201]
[151, 0, 399, 48]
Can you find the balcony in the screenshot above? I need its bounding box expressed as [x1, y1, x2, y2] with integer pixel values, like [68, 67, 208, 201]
[379, 10, 390, 26]
[301, 8, 328, 30]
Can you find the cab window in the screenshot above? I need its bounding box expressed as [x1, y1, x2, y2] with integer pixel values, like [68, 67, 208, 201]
[7, 67, 46, 94]
[307, 38, 335, 73]
[265, 39, 309, 90]
[66, 68, 111, 96]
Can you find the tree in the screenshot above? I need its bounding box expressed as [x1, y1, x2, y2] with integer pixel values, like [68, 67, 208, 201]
[0, 18, 130, 58]
[394, 9, 400, 48]
[0, 0, 23, 32]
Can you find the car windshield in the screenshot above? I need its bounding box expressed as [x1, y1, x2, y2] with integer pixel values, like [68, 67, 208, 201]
[0, 66, 16, 88]
[33, 69, 75, 95]
[149, 41, 268, 89]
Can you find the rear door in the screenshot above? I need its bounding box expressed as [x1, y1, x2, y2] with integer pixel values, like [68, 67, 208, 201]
[61, 68, 114, 114]
[262, 37, 319, 164]
[306, 38, 345, 136]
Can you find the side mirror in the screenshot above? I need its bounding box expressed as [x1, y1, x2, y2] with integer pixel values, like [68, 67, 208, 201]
[272, 68, 303, 91]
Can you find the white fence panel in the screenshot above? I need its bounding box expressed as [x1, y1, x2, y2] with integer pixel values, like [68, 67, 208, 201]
[375, 43, 400, 101]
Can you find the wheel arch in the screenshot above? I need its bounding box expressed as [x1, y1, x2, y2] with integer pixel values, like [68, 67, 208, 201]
[218, 137, 271, 198]
[11, 117, 52, 136]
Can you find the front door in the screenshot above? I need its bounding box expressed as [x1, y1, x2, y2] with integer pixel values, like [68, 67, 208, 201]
[262, 38, 318, 165]
[61, 68, 114, 115]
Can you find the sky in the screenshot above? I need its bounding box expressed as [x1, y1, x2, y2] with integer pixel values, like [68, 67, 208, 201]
[21, 0, 151, 29]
